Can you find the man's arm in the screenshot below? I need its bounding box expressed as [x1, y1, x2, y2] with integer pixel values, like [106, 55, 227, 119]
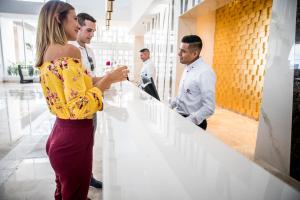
[145, 61, 156, 79]
[188, 70, 216, 125]
[169, 97, 178, 109]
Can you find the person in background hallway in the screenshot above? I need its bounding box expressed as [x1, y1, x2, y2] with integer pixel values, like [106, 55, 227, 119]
[71, 12, 102, 189]
[139, 48, 156, 81]
[169, 35, 216, 130]
[35, 1, 128, 199]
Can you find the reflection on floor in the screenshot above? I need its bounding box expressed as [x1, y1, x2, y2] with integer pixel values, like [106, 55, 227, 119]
[0, 83, 102, 200]
[0, 83, 258, 199]
[207, 108, 258, 160]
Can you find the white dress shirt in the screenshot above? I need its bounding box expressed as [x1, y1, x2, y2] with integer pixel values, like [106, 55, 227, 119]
[70, 41, 96, 77]
[170, 57, 216, 125]
[140, 59, 156, 80]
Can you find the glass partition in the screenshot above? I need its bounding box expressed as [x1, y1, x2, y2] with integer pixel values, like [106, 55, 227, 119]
[144, 0, 177, 101]
[0, 16, 38, 81]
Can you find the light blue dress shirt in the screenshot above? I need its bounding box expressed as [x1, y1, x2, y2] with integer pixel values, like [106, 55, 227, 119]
[170, 57, 216, 125]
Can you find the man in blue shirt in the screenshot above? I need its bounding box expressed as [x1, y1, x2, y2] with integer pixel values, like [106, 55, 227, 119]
[170, 35, 216, 130]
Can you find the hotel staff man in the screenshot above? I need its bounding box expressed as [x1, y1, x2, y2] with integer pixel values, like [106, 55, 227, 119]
[170, 35, 216, 130]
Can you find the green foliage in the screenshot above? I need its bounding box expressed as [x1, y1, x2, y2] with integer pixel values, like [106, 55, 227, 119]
[7, 63, 19, 76]
[7, 62, 39, 76]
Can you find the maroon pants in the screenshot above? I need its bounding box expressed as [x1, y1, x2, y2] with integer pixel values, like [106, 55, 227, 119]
[46, 118, 93, 200]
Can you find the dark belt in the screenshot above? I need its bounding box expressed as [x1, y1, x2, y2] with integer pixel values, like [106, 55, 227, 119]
[179, 113, 207, 130]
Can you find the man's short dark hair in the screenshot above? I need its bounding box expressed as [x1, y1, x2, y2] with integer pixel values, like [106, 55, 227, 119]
[181, 35, 202, 52]
[77, 13, 96, 26]
[140, 48, 150, 53]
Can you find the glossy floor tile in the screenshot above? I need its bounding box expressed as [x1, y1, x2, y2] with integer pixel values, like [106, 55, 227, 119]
[0, 83, 103, 200]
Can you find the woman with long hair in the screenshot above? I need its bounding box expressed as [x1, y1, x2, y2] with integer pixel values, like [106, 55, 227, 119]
[36, 1, 128, 199]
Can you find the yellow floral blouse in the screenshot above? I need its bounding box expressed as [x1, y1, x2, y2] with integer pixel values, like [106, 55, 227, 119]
[38, 57, 103, 119]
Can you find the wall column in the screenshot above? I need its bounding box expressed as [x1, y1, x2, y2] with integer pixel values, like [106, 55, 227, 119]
[255, 0, 297, 176]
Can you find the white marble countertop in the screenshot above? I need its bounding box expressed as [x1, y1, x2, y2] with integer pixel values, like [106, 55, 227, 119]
[100, 82, 300, 200]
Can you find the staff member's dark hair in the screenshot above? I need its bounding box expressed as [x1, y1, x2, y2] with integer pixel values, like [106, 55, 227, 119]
[181, 35, 202, 52]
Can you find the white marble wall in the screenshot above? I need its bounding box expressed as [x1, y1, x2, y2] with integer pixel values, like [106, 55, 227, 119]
[255, 0, 297, 175]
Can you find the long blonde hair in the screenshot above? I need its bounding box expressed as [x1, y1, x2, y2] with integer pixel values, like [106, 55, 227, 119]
[35, 0, 74, 67]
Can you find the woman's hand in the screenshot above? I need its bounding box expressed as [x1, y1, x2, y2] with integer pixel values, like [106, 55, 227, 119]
[92, 77, 103, 85]
[108, 66, 129, 83]
[95, 66, 129, 92]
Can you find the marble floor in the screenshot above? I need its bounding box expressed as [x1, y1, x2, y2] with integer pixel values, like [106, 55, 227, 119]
[0, 83, 102, 200]
[0, 83, 261, 199]
[207, 108, 258, 160]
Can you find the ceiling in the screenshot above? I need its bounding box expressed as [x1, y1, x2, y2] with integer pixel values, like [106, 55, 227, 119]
[69, 0, 132, 21]
[0, 0, 132, 21]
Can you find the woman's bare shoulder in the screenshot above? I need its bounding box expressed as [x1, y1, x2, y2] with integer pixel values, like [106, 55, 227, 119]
[44, 44, 81, 62]
[63, 44, 81, 59]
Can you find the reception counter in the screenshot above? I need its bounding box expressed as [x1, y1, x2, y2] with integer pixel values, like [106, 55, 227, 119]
[99, 82, 300, 200]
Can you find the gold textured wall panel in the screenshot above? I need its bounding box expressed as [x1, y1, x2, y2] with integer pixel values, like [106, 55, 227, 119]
[213, 0, 272, 120]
